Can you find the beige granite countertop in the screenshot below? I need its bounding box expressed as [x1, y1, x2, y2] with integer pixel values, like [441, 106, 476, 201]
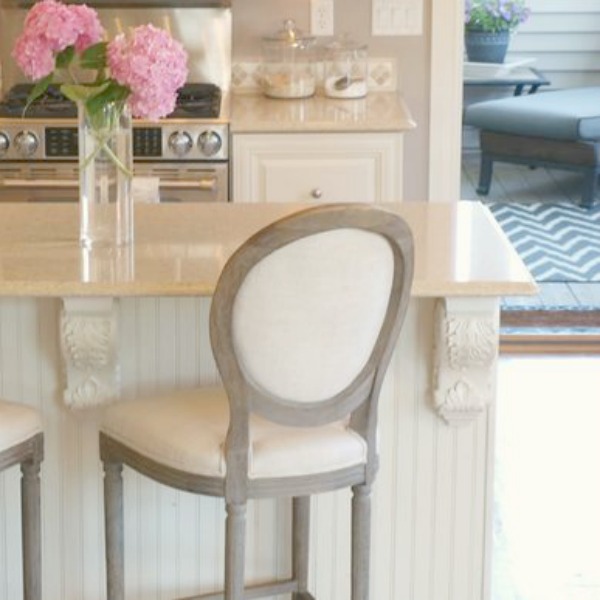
[0, 202, 535, 298]
[230, 92, 416, 133]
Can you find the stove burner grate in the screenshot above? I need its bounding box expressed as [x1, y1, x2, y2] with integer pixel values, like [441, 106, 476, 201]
[0, 82, 222, 120]
[170, 83, 221, 119]
[0, 84, 77, 118]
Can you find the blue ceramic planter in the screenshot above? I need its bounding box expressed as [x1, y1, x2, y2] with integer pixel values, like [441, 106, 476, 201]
[465, 30, 510, 64]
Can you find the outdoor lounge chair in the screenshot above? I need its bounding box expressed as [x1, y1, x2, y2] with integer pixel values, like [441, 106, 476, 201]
[464, 86, 600, 208]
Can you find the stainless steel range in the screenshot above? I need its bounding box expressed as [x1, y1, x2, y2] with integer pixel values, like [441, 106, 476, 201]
[0, 5, 231, 203]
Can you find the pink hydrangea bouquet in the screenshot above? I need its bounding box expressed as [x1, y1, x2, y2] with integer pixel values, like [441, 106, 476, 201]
[12, 0, 188, 121]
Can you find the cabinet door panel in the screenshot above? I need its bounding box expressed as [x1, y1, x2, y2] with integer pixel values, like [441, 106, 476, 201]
[232, 133, 403, 203]
[263, 157, 376, 203]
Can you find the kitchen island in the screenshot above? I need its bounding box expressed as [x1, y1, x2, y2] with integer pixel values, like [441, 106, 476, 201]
[0, 202, 535, 600]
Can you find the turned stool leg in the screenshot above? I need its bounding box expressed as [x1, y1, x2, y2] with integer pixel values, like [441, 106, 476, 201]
[104, 461, 125, 600]
[21, 455, 42, 600]
[225, 502, 247, 600]
[292, 496, 310, 599]
[352, 483, 372, 600]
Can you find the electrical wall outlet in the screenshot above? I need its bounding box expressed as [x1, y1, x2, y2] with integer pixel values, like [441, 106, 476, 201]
[311, 0, 334, 36]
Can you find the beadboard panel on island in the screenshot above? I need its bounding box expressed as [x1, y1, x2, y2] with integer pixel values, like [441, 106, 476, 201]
[0, 296, 492, 600]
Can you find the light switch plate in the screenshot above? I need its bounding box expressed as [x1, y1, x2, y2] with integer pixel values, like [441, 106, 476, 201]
[372, 0, 423, 36]
[311, 0, 334, 36]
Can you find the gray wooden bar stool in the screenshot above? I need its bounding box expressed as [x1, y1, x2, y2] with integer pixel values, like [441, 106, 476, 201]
[100, 204, 414, 600]
[0, 400, 43, 600]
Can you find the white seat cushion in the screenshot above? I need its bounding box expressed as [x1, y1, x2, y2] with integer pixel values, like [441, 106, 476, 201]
[100, 387, 367, 479]
[0, 400, 42, 454]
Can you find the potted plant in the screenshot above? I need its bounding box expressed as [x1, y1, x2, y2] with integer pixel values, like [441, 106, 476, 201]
[464, 0, 531, 64]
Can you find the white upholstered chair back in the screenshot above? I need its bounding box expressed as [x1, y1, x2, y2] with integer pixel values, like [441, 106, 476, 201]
[232, 229, 393, 404]
[210, 204, 414, 430]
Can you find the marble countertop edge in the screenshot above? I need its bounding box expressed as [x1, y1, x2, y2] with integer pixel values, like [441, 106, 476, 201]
[0, 202, 536, 299]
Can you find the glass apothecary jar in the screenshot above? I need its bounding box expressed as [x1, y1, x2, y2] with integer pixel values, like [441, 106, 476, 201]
[324, 36, 368, 99]
[261, 19, 317, 99]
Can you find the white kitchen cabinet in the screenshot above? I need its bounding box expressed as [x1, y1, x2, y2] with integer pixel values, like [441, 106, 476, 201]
[232, 132, 404, 203]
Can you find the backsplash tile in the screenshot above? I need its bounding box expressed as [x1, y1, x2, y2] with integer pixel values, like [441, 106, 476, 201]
[231, 58, 397, 93]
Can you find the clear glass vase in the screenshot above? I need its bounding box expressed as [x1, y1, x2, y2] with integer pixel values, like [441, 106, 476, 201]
[78, 101, 133, 248]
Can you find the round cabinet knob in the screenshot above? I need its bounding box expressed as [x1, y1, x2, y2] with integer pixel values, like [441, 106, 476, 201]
[14, 131, 38, 158]
[168, 131, 193, 157]
[198, 130, 222, 157]
[0, 132, 9, 156]
[311, 188, 323, 199]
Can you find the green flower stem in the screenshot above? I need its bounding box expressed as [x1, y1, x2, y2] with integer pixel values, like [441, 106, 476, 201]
[80, 102, 133, 179]
[102, 144, 133, 178]
[66, 65, 79, 85]
[81, 135, 133, 178]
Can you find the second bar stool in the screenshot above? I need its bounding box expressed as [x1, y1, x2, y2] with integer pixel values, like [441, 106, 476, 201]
[0, 399, 43, 600]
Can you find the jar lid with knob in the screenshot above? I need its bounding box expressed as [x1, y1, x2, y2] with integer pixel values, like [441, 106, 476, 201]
[323, 35, 369, 99]
[261, 19, 317, 99]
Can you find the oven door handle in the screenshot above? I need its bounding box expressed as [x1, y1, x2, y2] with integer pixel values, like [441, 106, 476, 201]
[1, 178, 218, 192]
[159, 178, 217, 192]
[0, 179, 79, 188]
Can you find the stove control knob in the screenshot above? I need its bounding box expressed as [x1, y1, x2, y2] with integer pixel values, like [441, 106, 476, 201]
[14, 131, 39, 158]
[168, 131, 193, 157]
[198, 130, 222, 157]
[0, 132, 9, 156]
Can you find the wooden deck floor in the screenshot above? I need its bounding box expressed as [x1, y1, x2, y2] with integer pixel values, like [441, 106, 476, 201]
[461, 151, 600, 333]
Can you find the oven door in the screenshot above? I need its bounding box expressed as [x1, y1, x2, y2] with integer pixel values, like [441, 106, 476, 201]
[0, 162, 229, 203]
[0, 163, 80, 202]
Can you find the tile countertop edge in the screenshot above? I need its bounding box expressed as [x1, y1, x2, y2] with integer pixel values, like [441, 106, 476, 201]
[0, 202, 536, 298]
[229, 91, 417, 133]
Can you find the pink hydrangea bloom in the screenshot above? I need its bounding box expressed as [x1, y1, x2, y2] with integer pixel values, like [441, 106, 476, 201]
[69, 5, 105, 53]
[107, 24, 188, 120]
[12, 0, 104, 80]
[12, 34, 55, 81]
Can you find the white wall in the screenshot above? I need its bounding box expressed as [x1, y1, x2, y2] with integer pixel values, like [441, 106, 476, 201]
[509, 0, 600, 89]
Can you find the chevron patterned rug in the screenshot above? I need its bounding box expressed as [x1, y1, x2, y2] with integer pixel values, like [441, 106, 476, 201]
[486, 201, 600, 282]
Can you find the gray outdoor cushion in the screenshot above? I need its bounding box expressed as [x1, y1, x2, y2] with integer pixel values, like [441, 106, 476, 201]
[464, 87, 600, 142]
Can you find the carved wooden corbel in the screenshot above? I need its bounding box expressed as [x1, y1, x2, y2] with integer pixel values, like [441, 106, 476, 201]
[60, 297, 118, 408]
[433, 297, 499, 425]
